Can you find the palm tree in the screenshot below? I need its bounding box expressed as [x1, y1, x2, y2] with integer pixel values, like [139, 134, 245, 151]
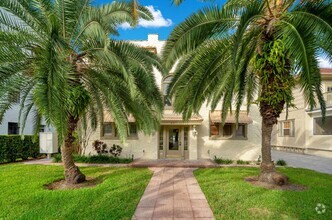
[0, 0, 164, 184]
[162, 0, 332, 185]
[171, 0, 212, 5]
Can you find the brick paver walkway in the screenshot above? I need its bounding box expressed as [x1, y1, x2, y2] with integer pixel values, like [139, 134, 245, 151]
[132, 168, 214, 220]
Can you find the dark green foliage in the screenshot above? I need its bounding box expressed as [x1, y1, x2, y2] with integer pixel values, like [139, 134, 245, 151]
[254, 39, 295, 111]
[214, 156, 233, 164]
[109, 144, 122, 157]
[92, 140, 108, 154]
[0, 0, 164, 144]
[236, 159, 250, 165]
[52, 154, 133, 164]
[0, 135, 40, 163]
[276, 159, 287, 166]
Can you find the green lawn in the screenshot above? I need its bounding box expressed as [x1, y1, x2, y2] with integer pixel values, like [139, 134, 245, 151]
[195, 167, 332, 220]
[0, 164, 152, 220]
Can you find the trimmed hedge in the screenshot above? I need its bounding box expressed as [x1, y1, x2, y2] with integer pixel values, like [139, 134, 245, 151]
[0, 135, 40, 163]
[53, 154, 133, 164]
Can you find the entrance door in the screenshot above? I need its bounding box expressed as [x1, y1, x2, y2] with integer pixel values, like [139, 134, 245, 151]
[166, 127, 182, 158]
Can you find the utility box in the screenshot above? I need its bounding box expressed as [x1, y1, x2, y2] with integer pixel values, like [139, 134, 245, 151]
[40, 132, 58, 154]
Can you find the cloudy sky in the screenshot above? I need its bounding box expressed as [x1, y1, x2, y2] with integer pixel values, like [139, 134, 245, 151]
[94, 0, 331, 68]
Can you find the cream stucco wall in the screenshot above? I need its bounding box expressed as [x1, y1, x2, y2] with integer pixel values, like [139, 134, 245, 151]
[305, 110, 332, 158]
[271, 87, 307, 148]
[86, 124, 159, 159]
[197, 102, 261, 161]
[85, 35, 262, 161]
[272, 76, 332, 158]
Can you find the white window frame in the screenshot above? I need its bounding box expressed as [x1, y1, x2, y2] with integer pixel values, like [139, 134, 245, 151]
[209, 123, 247, 140]
[278, 120, 295, 137]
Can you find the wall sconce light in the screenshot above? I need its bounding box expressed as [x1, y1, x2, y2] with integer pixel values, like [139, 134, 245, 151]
[192, 126, 198, 136]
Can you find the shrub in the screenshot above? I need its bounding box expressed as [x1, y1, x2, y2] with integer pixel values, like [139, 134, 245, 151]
[236, 160, 250, 165]
[92, 140, 107, 154]
[276, 159, 287, 166]
[0, 135, 40, 163]
[52, 154, 133, 164]
[109, 144, 122, 157]
[214, 156, 233, 165]
[53, 153, 62, 163]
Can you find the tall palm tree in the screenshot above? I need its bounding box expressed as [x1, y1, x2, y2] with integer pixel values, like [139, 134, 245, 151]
[0, 0, 164, 184]
[162, 0, 332, 185]
[171, 0, 212, 5]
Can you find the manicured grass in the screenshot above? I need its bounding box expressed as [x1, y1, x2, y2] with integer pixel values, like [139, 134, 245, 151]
[0, 164, 152, 220]
[195, 167, 332, 220]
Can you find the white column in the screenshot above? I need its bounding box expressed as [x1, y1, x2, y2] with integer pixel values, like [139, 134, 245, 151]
[189, 126, 198, 160]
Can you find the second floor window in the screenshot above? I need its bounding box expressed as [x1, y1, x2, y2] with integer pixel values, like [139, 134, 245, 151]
[314, 116, 332, 135]
[163, 76, 173, 107]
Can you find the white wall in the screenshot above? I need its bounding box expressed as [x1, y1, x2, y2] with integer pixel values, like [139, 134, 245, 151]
[0, 104, 53, 135]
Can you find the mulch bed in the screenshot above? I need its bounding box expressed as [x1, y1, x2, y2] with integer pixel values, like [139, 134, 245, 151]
[45, 177, 103, 190]
[245, 176, 308, 191]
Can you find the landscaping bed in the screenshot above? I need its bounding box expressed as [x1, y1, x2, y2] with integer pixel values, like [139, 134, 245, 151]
[195, 167, 332, 219]
[52, 153, 133, 164]
[0, 164, 152, 220]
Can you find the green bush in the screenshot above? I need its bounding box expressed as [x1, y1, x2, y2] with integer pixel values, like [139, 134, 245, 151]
[236, 160, 250, 165]
[276, 159, 287, 166]
[0, 135, 40, 163]
[214, 156, 233, 165]
[52, 154, 133, 164]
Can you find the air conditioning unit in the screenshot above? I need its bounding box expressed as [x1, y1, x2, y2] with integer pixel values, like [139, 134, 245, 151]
[40, 132, 58, 155]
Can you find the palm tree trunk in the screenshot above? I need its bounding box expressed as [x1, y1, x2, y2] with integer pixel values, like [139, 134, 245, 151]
[258, 102, 288, 186]
[61, 115, 86, 184]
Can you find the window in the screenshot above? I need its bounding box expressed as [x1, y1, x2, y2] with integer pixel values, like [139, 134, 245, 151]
[209, 123, 247, 139]
[102, 122, 138, 139]
[236, 124, 246, 138]
[145, 47, 157, 54]
[222, 124, 232, 137]
[184, 127, 189, 150]
[102, 123, 113, 137]
[163, 76, 173, 107]
[326, 86, 332, 106]
[278, 120, 295, 137]
[128, 123, 137, 137]
[39, 125, 46, 132]
[159, 127, 163, 150]
[8, 122, 19, 135]
[314, 116, 332, 135]
[210, 123, 219, 136]
[327, 86, 332, 92]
